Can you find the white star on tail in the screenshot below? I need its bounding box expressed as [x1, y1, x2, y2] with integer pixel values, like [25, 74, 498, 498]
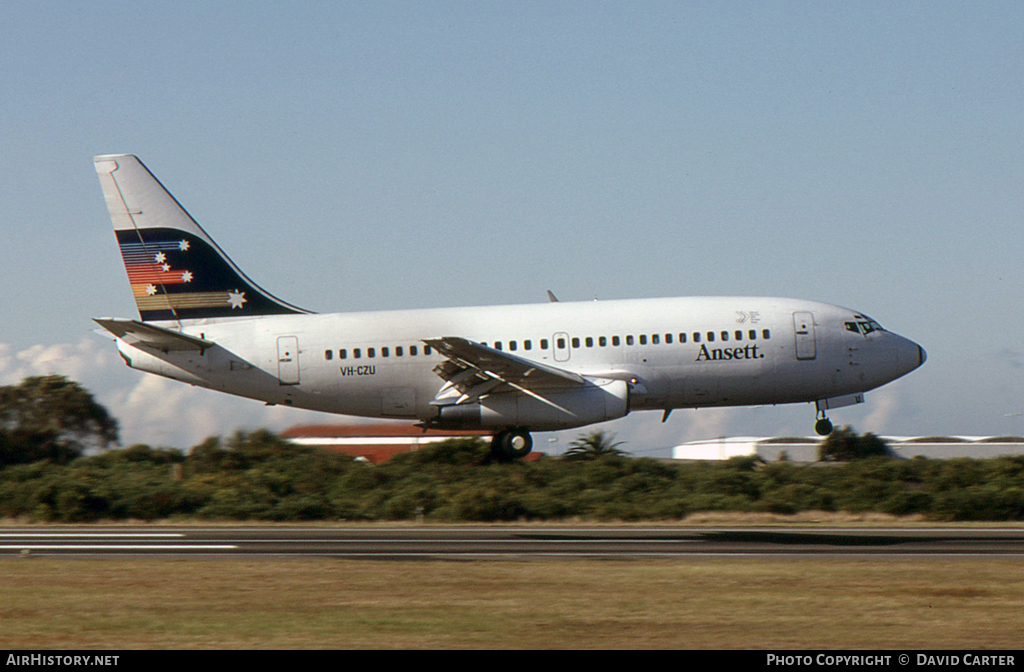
[181, 271, 193, 283]
[227, 289, 247, 309]
[178, 240, 190, 251]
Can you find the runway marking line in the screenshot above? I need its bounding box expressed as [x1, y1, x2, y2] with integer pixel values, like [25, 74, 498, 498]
[0, 533, 184, 538]
[0, 545, 236, 550]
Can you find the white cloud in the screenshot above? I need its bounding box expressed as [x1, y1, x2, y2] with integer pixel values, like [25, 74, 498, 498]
[858, 386, 901, 434]
[0, 337, 340, 449]
[0, 339, 115, 385]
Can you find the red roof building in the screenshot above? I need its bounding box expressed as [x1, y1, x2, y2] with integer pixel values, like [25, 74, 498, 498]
[281, 424, 492, 464]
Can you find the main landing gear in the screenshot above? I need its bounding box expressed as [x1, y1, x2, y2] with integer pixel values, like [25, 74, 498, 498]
[491, 427, 533, 460]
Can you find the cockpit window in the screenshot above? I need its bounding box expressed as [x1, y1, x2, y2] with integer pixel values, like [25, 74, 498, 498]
[844, 320, 884, 335]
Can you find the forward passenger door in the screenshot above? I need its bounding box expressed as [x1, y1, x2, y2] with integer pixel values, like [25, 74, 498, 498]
[793, 312, 816, 361]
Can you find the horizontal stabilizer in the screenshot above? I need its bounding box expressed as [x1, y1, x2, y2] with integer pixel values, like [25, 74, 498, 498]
[93, 318, 214, 352]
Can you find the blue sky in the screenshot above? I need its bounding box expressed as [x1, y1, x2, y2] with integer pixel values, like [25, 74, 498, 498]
[2, 2, 1024, 451]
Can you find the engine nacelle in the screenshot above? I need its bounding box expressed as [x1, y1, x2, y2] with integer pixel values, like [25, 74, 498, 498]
[434, 379, 630, 431]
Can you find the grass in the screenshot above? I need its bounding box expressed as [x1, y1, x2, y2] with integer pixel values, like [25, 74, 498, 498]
[1, 557, 1023, 648]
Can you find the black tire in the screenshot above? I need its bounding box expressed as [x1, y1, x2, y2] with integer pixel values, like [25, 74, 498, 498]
[505, 428, 533, 459]
[815, 418, 834, 436]
[492, 428, 533, 459]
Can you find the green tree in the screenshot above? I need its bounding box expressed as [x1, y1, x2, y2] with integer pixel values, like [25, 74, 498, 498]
[0, 376, 118, 465]
[563, 431, 628, 461]
[817, 426, 891, 462]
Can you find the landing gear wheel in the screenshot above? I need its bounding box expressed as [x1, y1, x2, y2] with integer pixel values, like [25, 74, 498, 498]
[815, 417, 834, 436]
[492, 428, 534, 460]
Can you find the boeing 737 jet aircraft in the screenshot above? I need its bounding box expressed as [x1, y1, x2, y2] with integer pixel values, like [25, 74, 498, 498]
[93, 154, 926, 458]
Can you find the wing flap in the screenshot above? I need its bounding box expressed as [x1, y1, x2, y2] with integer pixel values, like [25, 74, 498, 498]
[424, 337, 586, 405]
[93, 317, 214, 352]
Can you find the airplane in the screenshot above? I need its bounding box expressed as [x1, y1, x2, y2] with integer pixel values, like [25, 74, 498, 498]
[92, 154, 926, 459]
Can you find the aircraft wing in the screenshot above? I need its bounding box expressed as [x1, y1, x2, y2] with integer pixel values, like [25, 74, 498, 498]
[93, 318, 214, 352]
[424, 336, 586, 405]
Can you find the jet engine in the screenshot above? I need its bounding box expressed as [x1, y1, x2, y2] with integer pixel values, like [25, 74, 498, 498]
[434, 379, 630, 432]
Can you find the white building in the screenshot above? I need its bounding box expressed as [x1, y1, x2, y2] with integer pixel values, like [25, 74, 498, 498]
[671, 436, 1024, 462]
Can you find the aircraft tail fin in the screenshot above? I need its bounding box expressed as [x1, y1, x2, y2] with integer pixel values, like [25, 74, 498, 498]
[94, 154, 308, 322]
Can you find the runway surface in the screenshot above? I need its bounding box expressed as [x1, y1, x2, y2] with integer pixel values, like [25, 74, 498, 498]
[3, 526, 1024, 559]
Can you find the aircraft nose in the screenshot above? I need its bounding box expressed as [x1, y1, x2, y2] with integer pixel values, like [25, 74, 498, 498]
[893, 335, 926, 377]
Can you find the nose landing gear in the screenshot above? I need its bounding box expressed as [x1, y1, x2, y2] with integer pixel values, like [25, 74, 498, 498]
[814, 409, 833, 436]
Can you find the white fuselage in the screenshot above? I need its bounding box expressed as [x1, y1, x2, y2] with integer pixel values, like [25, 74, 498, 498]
[114, 295, 924, 430]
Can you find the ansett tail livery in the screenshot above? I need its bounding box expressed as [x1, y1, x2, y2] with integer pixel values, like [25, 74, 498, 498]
[93, 154, 926, 458]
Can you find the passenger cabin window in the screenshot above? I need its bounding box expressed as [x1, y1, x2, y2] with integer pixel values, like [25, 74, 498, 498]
[735, 330, 743, 340]
[599, 336, 607, 347]
[721, 331, 729, 342]
[556, 338, 565, 349]
[762, 329, 771, 339]
[639, 335, 647, 345]
[495, 342, 502, 350]
[325, 350, 333, 360]
[368, 347, 376, 358]
[612, 336, 620, 346]
[626, 335, 634, 346]
[525, 340, 532, 350]
[541, 339, 549, 349]
[424, 345, 433, 355]
[585, 337, 593, 348]
[354, 348, 362, 359]
[410, 345, 418, 356]
[509, 341, 517, 351]
[571, 337, 580, 348]
[693, 332, 700, 343]
[749, 330, 757, 340]
[396, 346, 403, 357]
[340, 349, 348, 359]
[665, 333, 673, 344]
[707, 332, 715, 342]
[651, 334, 660, 345]
[679, 333, 687, 343]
